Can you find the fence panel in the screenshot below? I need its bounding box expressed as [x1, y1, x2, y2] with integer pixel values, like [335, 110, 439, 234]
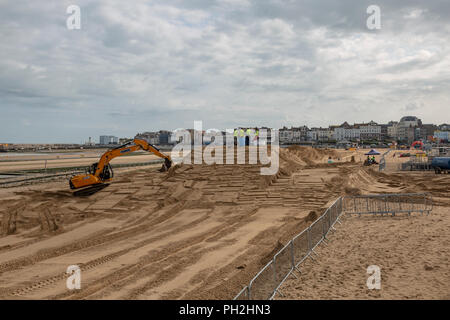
[425, 194, 433, 212]
[388, 194, 411, 213]
[234, 286, 249, 300]
[334, 197, 343, 222]
[273, 241, 294, 285]
[293, 230, 309, 266]
[235, 193, 432, 300]
[368, 196, 387, 213]
[322, 209, 331, 238]
[309, 216, 324, 250]
[234, 196, 344, 300]
[329, 201, 338, 225]
[248, 261, 276, 300]
[344, 193, 432, 215]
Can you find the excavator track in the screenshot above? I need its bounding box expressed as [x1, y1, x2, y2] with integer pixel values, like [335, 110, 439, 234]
[72, 183, 110, 197]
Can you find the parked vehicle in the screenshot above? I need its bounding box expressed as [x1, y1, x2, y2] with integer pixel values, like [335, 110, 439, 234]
[431, 157, 450, 174]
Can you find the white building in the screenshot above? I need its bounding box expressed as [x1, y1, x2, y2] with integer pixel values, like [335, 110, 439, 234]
[359, 124, 381, 140]
[387, 123, 398, 139]
[310, 128, 333, 141]
[280, 128, 294, 144]
[307, 130, 317, 141]
[334, 127, 360, 141]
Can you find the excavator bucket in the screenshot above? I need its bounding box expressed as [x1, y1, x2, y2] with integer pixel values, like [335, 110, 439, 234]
[159, 158, 172, 172]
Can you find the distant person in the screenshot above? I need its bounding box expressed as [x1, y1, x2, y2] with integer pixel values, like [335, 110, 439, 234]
[238, 128, 245, 147]
[253, 127, 259, 146]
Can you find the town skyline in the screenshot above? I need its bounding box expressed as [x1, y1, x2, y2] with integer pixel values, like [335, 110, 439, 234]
[2, 115, 449, 146]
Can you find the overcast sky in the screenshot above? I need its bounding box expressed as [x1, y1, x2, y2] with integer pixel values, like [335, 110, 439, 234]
[1, 0, 449, 143]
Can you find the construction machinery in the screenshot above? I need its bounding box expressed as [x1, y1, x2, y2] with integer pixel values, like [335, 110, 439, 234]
[69, 138, 172, 190]
[431, 157, 450, 174]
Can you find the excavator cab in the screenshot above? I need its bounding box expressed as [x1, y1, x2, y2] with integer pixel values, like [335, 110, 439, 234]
[86, 163, 97, 175]
[99, 163, 113, 180]
[84, 162, 113, 179]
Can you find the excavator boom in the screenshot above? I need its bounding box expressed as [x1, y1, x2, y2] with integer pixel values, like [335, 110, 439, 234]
[69, 139, 172, 190]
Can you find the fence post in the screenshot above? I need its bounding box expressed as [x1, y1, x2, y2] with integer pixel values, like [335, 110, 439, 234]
[307, 227, 316, 260]
[423, 193, 426, 213]
[273, 256, 276, 284]
[290, 240, 295, 269]
[366, 197, 369, 213]
[307, 227, 311, 250]
[322, 215, 326, 238]
[329, 205, 333, 226]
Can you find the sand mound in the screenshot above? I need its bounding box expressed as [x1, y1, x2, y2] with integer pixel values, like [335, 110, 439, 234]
[286, 146, 339, 166]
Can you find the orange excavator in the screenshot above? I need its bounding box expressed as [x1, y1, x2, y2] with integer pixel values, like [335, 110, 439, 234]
[69, 138, 172, 190]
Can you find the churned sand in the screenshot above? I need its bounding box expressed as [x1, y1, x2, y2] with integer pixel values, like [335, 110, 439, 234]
[279, 205, 450, 299]
[0, 146, 448, 299]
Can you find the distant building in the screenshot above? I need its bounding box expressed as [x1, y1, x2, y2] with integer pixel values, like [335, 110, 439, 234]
[135, 132, 159, 145]
[333, 122, 360, 142]
[386, 121, 399, 139]
[280, 127, 294, 143]
[400, 116, 421, 128]
[418, 124, 438, 141]
[356, 121, 381, 141]
[306, 130, 317, 141]
[280, 126, 308, 143]
[158, 130, 170, 145]
[310, 127, 333, 141]
[434, 131, 450, 142]
[135, 130, 174, 145]
[119, 138, 131, 145]
[99, 135, 119, 145]
[388, 116, 422, 144]
[397, 126, 415, 144]
[380, 124, 389, 141]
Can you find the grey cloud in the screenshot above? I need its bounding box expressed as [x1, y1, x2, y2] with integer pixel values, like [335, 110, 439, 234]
[0, 0, 449, 143]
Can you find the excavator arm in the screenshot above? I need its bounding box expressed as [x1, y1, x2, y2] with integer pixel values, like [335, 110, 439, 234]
[69, 139, 172, 190]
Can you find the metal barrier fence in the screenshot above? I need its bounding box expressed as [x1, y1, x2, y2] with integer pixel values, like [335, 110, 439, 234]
[379, 158, 386, 171]
[379, 149, 391, 171]
[234, 197, 344, 300]
[343, 193, 433, 216]
[234, 193, 432, 300]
